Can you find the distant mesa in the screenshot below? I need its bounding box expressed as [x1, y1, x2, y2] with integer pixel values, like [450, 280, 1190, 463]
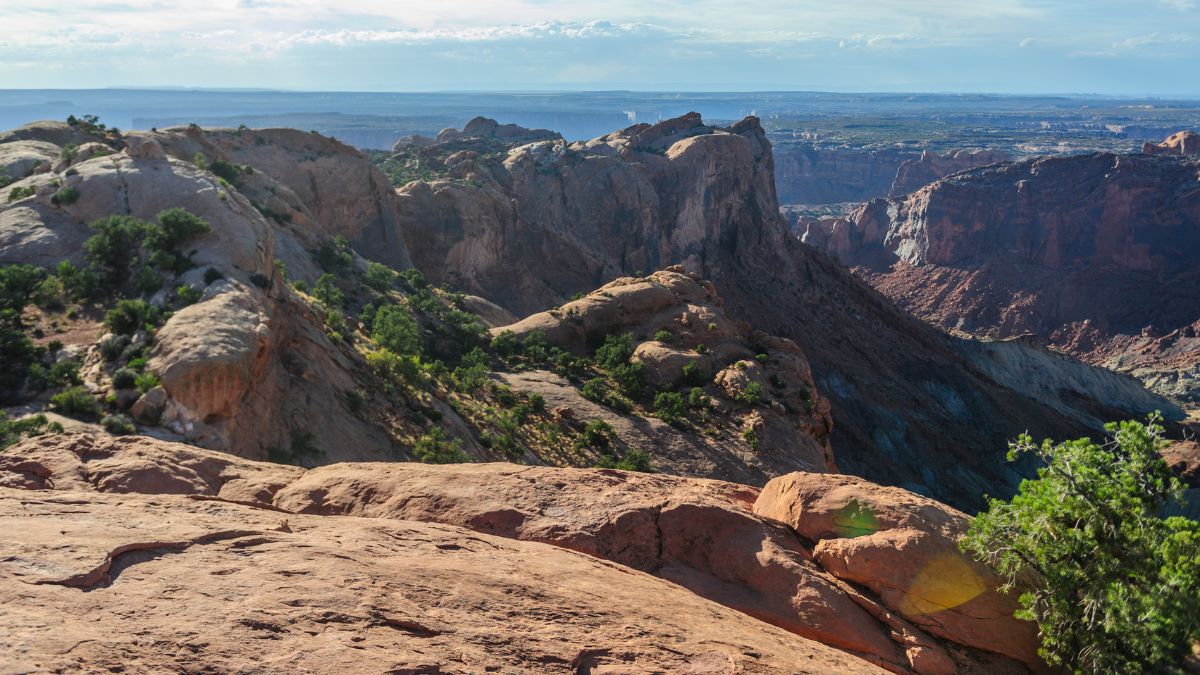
[1142, 129, 1200, 156]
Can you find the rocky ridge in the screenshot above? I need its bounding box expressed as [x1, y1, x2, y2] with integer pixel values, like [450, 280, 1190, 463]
[386, 112, 1178, 509]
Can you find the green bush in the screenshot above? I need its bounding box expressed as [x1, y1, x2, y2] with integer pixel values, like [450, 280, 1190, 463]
[0, 264, 46, 314]
[54, 260, 99, 302]
[687, 387, 711, 409]
[595, 450, 652, 472]
[50, 386, 101, 420]
[101, 413, 136, 435]
[7, 185, 35, 202]
[653, 391, 686, 425]
[315, 236, 353, 272]
[98, 334, 131, 361]
[0, 412, 63, 449]
[50, 187, 79, 206]
[680, 361, 704, 387]
[742, 426, 759, 449]
[595, 332, 635, 370]
[111, 367, 138, 390]
[176, 284, 202, 305]
[961, 416, 1200, 672]
[104, 299, 160, 335]
[47, 359, 80, 387]
[736, 381, 762, 405]
[268, 430, 324, 465]
[136, 265, 163, 294]
[372, 304, 420, 356]
[363, 262, 397, 293]
[32, 275, 66, 309]
[574, 419, 613, 450]
[152, 208, 210, 249]
[313, 273, 342, 309]
[399, 268, 427, 290]
[85, 215, 151, 281]
[452, 348, 490, 391]
[413, 427, 467, 464]
[653, 329, 673, 343]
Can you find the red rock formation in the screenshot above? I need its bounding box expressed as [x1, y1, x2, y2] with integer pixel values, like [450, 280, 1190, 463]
[0, 433, 1045, 673]
[394, 112, 1147, 511]
[889, 148, 1009, 197]
[772, 143, 917, 204]
[804, 139, 1200, 406]
[1143, 130, 1200, 157]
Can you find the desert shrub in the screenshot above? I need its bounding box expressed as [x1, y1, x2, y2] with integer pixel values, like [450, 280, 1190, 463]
[111, 367, 138, 390]
[32, 275, 66, 309]
[150, 208, 211, 252]
[104, 299, 159, 335]
[363, 262, 397, 293]
[343, 388, 368, 415]
[50, 386, 101, 420]
[176, 284, 202, 305]
[737, 381, 762, 405]
[0, 412, 63, 449]
[85, 215, 151, 281]
[372, 304, 420, 356]
[0, 264, 46, 314]
[7, 185, 35, 202]
[610, 361, 649, 401]
[452, 347, 490, 391]
[595, 450, 652, 472]
[98, 334, 131, 361]
[101, 413, 136, 435]
[399, 268, 427, 289]
[742, 427, 759, 449]
[490, 330, 520, 357]
[680, 361, 704, 387]
[574, 419, 613, 450]
[687, 387, 711, 409]
[50, 186, 79, 206]
[208, 158, 249, 185]
[134, 371, 158, 394]
[695, 343, 708, 354]
[413, 427, 467, 464]
[315, 236, 353, 273]
[653, 391, 686, 425]
[312, 273, 342, 309]
[136, 265, 163, 294]
[961, 416, 1200, 672]
[653, 329, 673, 343]
[54, 260, 99, 301]
[581, 377, 607, 403]
[595, 332, 635, 370]
[47, 359, 80, 387]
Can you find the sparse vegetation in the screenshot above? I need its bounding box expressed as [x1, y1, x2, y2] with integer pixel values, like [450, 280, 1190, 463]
[101, 413, 137, 435]
[50, 386, 102, 420]
[0, 412, 63, 450]
[413, 427, 467, 464]
[961, 416, 1200, 672]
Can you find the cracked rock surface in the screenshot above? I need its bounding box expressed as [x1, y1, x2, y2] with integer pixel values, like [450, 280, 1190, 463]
[2, 433, 1043, 673]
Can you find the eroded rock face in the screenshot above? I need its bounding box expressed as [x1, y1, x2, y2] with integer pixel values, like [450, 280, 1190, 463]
[773, 143, 917, 205]
[889, 149, 1008, 198]
[393, 112, 1137, 510]
[1143, 130, 1200, 157]
[802, 139, 1200, 406]
[495, 268, 836, 480]
[0, 433, 1042, 673]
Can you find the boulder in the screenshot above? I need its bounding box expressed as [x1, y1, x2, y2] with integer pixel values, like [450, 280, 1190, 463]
[754, 471, 1045, 670]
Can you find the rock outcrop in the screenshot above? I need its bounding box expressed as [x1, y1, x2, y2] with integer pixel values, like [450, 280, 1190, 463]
[392, 112, 1161, 510]
[1143, 130, 1200, 157]
[889, 149, 1008, 198]
[0, 433, 1045, 673]
[772, 143, 917, 205]
[494, 267, 836, 483]
[802, 138, 1200, 407]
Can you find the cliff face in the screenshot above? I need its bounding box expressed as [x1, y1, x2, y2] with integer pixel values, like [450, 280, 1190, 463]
[772, 143, 916, 204]
[802, 142, 1200, 405]
[390, 113, 1171, 510]
[888, 148, 1008, 198]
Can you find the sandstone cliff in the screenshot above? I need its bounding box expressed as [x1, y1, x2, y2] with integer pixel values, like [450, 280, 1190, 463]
[802, 138, 1200, 408]
[0, 432, 1048, 673]
[387, 112, 1165, 510]
[889, 148, 1008, 198]
[772, 143, 917, 205]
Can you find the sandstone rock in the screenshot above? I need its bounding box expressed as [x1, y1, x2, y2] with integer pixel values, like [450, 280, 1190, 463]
[1143, 130, 1200, 156]
[773, 142, 916, 205]
[0, 139, 60, 180]
[889, 148, 1008, 198]
[811, 146, 1200, 407]
[754, 471, 1044, 670]
[1, 433, 1038, 673]
[130, 386, 169, 424]
[495, 269, 835, 477]
[0, 485, 877, 674]
[395, 111, 1135, 511]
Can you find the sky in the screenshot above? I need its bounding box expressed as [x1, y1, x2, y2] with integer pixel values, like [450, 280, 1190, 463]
[1, 0, 1199, 95]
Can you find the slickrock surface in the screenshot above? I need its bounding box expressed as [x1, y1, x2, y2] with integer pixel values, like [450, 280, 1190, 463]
[1, 433, 1042, 673]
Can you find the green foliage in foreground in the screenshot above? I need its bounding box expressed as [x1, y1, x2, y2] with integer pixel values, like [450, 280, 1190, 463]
[961, 415, 1199, 673]
[0, 412, 63, 450]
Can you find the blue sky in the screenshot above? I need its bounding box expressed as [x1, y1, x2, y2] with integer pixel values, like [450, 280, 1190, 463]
[2, 1, 1199, 95]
